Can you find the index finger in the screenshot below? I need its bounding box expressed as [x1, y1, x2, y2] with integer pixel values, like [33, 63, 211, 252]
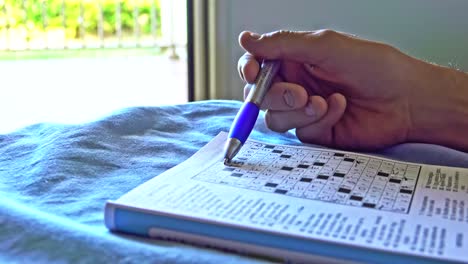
[238, 52, 260, 83]
[239, 29, 344, 65]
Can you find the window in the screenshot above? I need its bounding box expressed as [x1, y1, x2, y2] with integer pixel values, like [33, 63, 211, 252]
[0, 0, 187, 133]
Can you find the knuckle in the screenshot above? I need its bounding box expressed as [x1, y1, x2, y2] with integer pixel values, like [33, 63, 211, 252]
[264, 111, 288, 133]
[381, 43, 399, 59]
[276, 29, 295, 36]
[313, 29, 340, 40]
[237, 54, 248, 69]
[295, 128, 309, 143]
[265, 29, 295, 40]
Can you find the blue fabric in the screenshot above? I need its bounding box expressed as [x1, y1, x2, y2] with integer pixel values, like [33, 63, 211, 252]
[0, 100, 467, 263]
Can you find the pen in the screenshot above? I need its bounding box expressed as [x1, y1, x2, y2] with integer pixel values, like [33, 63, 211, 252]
[223, 59, 280, 165]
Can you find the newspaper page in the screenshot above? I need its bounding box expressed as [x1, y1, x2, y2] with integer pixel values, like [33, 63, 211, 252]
[117, 132, 468, 262]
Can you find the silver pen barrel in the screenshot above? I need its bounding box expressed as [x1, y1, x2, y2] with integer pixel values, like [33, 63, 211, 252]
[245, 60, 281, 106]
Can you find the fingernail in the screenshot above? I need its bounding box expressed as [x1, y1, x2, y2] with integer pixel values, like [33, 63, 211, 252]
[283, 90, 295, 108]
[305, 101, 315, 117]
[249, 32, 261, 40]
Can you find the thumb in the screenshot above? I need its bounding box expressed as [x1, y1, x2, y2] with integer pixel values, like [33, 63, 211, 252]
[239, 30, 341, 64]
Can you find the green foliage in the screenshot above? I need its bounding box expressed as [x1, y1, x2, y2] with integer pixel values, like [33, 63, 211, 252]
[0, 0, 161, 39]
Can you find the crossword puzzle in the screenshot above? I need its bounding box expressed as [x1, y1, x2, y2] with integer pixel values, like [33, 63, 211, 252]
[192, 141, 421, 213]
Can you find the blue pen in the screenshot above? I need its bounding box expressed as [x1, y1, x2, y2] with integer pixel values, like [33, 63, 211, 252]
[223, 60, 280, 164]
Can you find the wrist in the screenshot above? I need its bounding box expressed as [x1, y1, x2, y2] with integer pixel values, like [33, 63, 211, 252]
[408, 63, 468, 151]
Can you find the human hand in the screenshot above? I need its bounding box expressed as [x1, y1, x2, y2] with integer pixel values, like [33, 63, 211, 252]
[238, 30, 468, 151]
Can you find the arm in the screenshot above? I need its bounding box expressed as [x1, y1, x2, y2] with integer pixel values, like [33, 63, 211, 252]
[408, 63, 468, 151]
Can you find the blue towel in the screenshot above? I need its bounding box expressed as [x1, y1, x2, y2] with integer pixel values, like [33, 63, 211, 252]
[1, 100, 467, 263]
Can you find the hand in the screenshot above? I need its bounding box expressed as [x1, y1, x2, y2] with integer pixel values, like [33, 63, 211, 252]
[238, 30, 468, 151]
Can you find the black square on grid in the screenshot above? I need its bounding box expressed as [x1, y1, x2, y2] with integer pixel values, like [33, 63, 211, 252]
[274, 189, 288, 194]
[300, 177, 312, 183]
[400, 189, 413, 194]
[281, 166, 294, 171]
[298, 164, 310, 169]
[338, 187, 351, 193]
[344, 158, 355, 162]
[333, 172, 345, 178]
[389, 178, 402, 184]
[313, 162, 325, 166]
[264, 145, 275, 149]
[317, 175, 329, 180]
[280, 154, 291, 158]
[231, 173, 243, 177]
[272, 149, 283, 153]
[350, 195, 363, 201]
[362, 203, 376, 208]
[265, 182, 278, 188]
[377, 172, 389, 177]
[334, 153, 345, 157]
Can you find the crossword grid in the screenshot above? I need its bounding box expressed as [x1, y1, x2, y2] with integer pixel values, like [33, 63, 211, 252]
[193, 141, 421, 213]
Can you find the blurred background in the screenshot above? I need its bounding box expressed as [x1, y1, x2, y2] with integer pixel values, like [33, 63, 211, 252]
[1, 0, 468, 133]
[0, 0, 187, 133]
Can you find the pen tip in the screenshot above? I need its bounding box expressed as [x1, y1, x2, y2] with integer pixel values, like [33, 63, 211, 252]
[224, 158, 231, 166]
